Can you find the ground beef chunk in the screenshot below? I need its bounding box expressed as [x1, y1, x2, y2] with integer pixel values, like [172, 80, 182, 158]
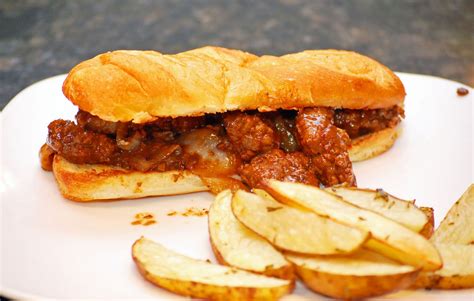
[47, 119, 185, 172]
[223, 112, 279, 161]
[296, 107, 356, 187]
[47, 120, 118, 164]
[334, 106, 404, 138]
[239, 149, 319, 188]
[76, 110, 117, 134]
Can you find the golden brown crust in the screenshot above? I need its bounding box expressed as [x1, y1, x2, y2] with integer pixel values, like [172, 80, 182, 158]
[63, 46, 405, 123]
[411, 273, 474, 290]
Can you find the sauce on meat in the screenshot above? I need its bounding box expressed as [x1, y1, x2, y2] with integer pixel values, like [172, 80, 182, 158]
[239, 149, 319, 188]
[296, 107, 355, 186]
[223, 112, 280, 161]
[334, 106, 404, 138]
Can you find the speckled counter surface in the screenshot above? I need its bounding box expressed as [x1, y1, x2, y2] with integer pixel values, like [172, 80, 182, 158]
[1, 0, 473, 109]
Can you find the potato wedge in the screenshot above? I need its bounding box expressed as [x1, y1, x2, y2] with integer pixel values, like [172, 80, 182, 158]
[419, 207, 435, 239]
[132, 237, 293, 301]
[265, 180, 442, 271]
[413, 185, 474, 290]
[326, 187, 428, 233]
[287, 249, 419, 299]
[432, 184, 474, 244]
[209, 190, 294, 280]
[231, 190, 369, 255]
[412, 243, 474, 289]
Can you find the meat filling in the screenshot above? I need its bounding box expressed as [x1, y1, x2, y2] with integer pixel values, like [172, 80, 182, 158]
[47, 119, 185, 172]
[44, 106, 402, 188]
[47, 113, 237, 174]
[334, 106, 404, 138]
[239, 149, 319, 188]
[296, 107, 356, 186]
[48, 120, 119, 164]
[76, 110, 117, 134]
[223, 112, 279, 161]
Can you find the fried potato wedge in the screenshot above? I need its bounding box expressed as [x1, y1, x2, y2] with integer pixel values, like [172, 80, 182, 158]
[287, 249, 419, 299]
[326, 187, 428, 233]
[419, 207, 435, 239]
[265, 180, 442, 271]
[209, 190, 294, 280]
[432, 184, 474, 244]
[231, 190, 369, 255]
[413, 185, 474, 290]
[412, 243, 474, 289]
[132, 237, 293, 301]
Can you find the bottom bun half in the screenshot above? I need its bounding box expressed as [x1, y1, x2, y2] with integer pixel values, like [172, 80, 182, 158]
[52, 155, 209, 202]
[349, 126, 400, 162]
[51, 127, 399, 201]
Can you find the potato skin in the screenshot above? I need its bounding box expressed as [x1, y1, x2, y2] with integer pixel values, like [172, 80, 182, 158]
[419, 207, 435, 239]
[412, 273, 474, 290]
[295, 265, 420, 299]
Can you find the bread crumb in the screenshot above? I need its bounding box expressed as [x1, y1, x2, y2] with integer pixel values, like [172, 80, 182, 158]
[182, 207, 209, 217]
[143, 220, 156, 226]
[135, 212, 154, 219]
[132, 212, 157, 226]
[166, 207, 209, 217]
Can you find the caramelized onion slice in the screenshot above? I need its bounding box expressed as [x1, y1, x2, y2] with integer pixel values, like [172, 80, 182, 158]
[128, 144, 182, 172]
[116, 123, 144, 151]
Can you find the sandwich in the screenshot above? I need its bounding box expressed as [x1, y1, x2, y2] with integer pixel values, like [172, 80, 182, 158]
[39, 46, 405, 201]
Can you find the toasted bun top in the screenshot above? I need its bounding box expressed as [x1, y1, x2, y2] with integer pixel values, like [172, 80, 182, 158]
[63, 46, 405, 123]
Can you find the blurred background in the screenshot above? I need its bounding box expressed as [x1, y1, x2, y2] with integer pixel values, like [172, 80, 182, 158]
[1, 0, 473, 109]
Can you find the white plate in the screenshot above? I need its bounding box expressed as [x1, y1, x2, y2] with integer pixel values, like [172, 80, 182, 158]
[1, 73, 472, 300]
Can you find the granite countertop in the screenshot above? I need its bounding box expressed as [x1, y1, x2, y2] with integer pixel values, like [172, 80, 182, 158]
[1, 0, 473, 109]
